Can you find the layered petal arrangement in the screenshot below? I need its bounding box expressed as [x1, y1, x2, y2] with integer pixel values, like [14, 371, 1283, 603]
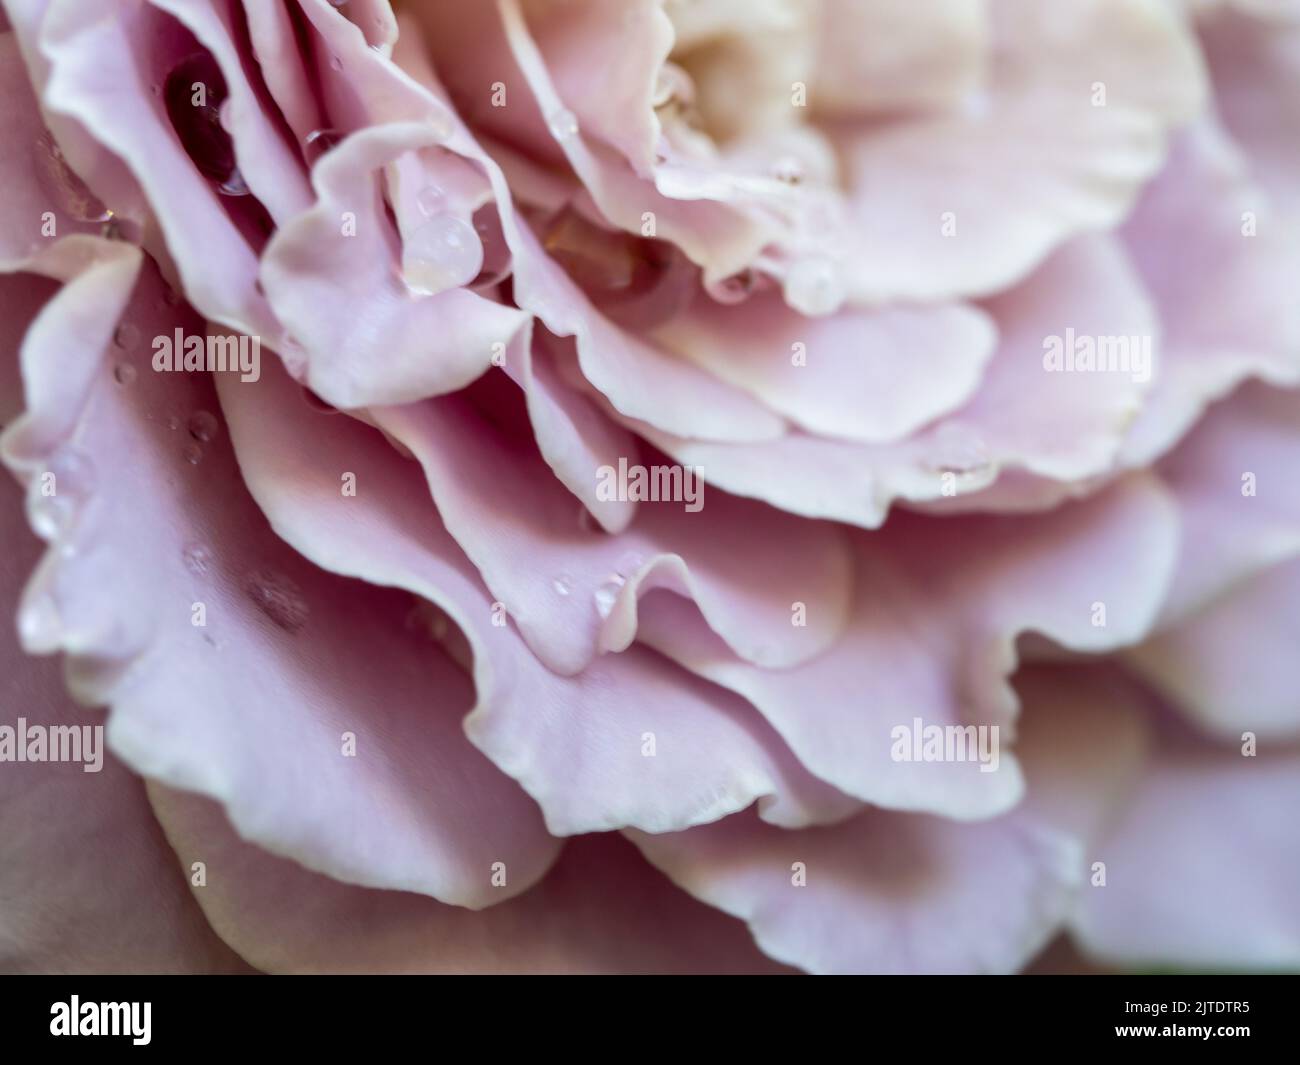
[1, 0, 1297, 974]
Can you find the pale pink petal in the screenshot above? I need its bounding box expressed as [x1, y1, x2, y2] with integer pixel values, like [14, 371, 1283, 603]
[650, 287, 996, 444]
[627, 807, 1079, 975]
[258, 121, 530, 407]
[613, 237, 1155, 526]
[518, 0, 672, 177]
[1199, 2, 1300, 216]
[1074, 733, 1300, 969]
[372, 393, 853, 676]
[0, 29, 120, 266]
[495, 0, 795, 284]
[627, 663, 1153, 975]
[1, 253, 559, 908]
[1145, 381, 1300, 623]
[150, 786, 793, 973]
[1119, 120, 1300, 465]
[35, 0, 285, 336]
[811, 0, 987, 116]
[308, 4, 787, 442]
[839, 0, 1206, 302]
[509, 332, 641, 535]
[217, 355, 857, 835]
[1130, 559, 1300, 740]
[636, 475, 1178, 820]
[238, 0, 323, 146]
[0, 470, 248, 974]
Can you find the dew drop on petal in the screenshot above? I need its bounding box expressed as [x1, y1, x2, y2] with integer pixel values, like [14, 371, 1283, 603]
[218, 167, 251, 197]
[547, 108, 580, 141]
[304, 128, 341, 164]
[25, 449, 96, 540]
[784, 256, 844, 317]
[552, 575, 573, 597]
[182, 441, 205, 465]
[928, 423, 992, 476]
[188, 410, 219, 442]
[402, 213, 484, 296]
[113, 363, 138, 386]
[17, 591, 62, 651]
[594, 574, 626, 619]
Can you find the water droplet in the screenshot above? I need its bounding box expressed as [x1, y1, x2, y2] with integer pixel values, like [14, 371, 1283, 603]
[25, 449, 96, 540]
[182, 542, 213, 575]
[594, 574, 625, 619]
[113, 322, 140, 349]
[328, 0, 349, 6]
[218, 167, 250, 197]
[244, 569, 309, 633]
[402, 213, 484, 296]
[772, 155, 804, 184]
[928, 423, 992, 476]
[18, 591, 62, 651]
[166, 413, 182, 431]
[547, 107, 579, 141]
[304, 128, 341, 164]
[416, 183, 447, 218]
[113, 363, 138, 386]
[182, 441, 204, 465]
[707, 268, 758, 306]
[552, 575, 572, 597]
[329, 54, 343, 72]
[188, 410, 219, 442]
[784, 256, 844, 317]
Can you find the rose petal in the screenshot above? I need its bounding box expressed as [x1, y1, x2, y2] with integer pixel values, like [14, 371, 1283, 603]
[839, 0, 1206, 302]
[217, 355, 857, 834]
[1119, 120, 1300, 465]
[1074, 729, 1300, 969]
[636, 474, 1178, 820]
[258, 121, 530, 407]
[0, 469, 247, 973]
[372, 392, 853, 676]
[650, 286, 996, 444]
[151, 784, 794, 973]
[1, 252, 560, 908]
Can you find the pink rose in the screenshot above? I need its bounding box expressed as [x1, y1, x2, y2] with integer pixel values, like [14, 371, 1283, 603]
[1, 0, 1296, 974]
